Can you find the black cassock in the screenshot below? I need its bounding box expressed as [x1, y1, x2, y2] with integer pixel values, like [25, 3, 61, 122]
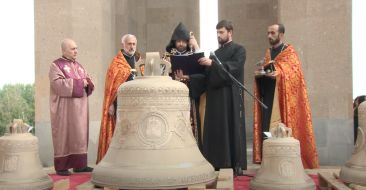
[188, 42, 247, 169]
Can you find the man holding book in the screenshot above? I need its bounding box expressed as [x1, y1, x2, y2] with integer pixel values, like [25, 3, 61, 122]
[175, 20, 247, 172]
[164, 22, 203, 143]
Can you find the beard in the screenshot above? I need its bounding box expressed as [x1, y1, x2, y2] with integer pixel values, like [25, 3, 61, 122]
[218, 34, 230, 45]
[124, 45, 136, 56]
[176, 44, 187, 52]
[269, 35, 280, 45]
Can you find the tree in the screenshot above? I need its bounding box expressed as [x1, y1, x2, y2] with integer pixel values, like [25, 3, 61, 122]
[0, 83, 35, 136]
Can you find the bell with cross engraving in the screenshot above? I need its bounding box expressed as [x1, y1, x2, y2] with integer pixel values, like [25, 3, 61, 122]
[339, 101, 366, 186]
[0, 119, 54, 190]
[91, 52, 215, 189]
[249, 123, 316, 190]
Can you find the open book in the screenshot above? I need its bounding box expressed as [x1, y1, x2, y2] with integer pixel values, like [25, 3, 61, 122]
[170, 52, 205, 75]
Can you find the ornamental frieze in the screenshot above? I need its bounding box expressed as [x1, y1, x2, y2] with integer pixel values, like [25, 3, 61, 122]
[118, 86, 189, 95]
[118, 96, 189, 106]
[0, 139, 38, 153]
[263, 146, 300, 157]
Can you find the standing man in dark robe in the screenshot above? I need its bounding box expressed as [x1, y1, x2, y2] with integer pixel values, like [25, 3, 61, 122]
[49, 38, 95, 176]
[96, 34, 143, 164]
[253, 24, 319, 169]
[175, 20, 247, 172]
[164, 22, 203, 142]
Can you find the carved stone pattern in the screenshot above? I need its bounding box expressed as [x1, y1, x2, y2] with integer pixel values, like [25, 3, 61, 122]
[340, 171, 366, 184]
[136, 112, 171, 148]
[118, 96, 189, 106]
[118, 86, 189, 95]
[0, 139, 38, 152]
[353, 127, 365, 154]
[92, 173, 163, 186]
[1, 181, 54, 190]
[263, 146, 300, 157]
[3, 155, 19, 172]
[174, 119, 189, 142]
[279, 160, 296, 179]
[118, 119, 133, 143]
[358, 107, 366, 125]
[256, 159, 265, 176]
[249, 180, 316, 190]
[35, 152, 42, 168]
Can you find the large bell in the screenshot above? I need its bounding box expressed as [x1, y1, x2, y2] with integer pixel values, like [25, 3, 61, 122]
[0, 119, 54, 190]
[91, 52, 216, 189]
[249, 123, 316, 190]
[339, 101, 366, 185]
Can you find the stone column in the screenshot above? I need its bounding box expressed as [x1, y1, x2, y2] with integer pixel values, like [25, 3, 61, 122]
[35, 0, 200, 167]
[218, 0, 352, 166]
[115, 0, 200, 57]
[34, 0, 115, 167]
[278, 0, 352, 165]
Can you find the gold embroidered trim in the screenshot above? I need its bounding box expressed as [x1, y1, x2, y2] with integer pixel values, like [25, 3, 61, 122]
[71, 63, 81, 79]
[71, 79, 73, 97]
[54, 152, 87, 158]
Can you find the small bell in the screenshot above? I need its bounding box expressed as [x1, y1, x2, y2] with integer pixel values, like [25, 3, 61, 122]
[339, 101, 366, 186]
[0, 119, 54, 190]
[249, 123, 316, 190]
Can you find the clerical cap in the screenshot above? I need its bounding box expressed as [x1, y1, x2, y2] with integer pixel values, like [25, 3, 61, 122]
[166, 22, 190, 53]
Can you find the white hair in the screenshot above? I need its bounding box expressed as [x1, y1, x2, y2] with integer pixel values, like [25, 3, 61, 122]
[121, 34, 137, 44]
[60, 38, 73, 53]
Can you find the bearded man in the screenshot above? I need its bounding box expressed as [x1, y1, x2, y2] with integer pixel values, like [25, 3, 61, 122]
[164, 22, 204, 143]
[176, 20, 247, 172]
[96, 34, 144, 164]
[253, 24, 319, 169]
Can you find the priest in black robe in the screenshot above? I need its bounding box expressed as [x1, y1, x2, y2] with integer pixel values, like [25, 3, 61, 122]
[175, 20, 247, 171]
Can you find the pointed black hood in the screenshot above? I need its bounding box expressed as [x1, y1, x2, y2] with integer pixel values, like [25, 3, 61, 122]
[166, 22, 190, 53]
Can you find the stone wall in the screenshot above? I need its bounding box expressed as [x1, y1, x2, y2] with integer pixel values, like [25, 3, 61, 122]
[34, 0, 200, 167]
[218, 0, 352, 166]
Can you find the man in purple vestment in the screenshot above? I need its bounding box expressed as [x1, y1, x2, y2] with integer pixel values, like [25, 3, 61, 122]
[49, 38, 95, 176]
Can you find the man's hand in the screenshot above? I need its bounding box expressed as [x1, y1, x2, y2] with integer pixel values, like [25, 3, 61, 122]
[198, 57, 212, 66]
[189, 35, 200, 50]
[254, 70, 263, 78]
[174, 69, 189, 80]
[83, 79, 88, 88]
[166, 56, 171, 63]
[266, 71, 277, 79]
[108, 104, 115, 117]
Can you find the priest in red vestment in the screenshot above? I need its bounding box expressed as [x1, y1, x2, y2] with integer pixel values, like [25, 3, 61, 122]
[253, 24, 319, 169]
[96, 34, 144, 164]
[49, 38, 95, 176]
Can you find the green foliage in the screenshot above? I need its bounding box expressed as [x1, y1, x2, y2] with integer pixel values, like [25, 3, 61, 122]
[0, 83, 35, 136]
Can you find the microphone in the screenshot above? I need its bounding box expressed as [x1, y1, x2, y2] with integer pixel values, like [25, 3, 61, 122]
[210, 51, 223, 65]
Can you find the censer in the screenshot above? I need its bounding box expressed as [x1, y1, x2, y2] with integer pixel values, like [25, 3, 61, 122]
[91, 52, 215, 189]
[339, 101, 366, 185]
[0, 119, 54, 190]
[249, 123, 316, 190]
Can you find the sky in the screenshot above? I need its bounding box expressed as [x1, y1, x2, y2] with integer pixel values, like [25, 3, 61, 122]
[0, 0, 34, 88]
[0, 1, 364, 99]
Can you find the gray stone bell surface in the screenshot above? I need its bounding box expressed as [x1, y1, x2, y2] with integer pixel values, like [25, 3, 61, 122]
[0, 119, 54, 190]
[339, 101, 366, 186]
[91, 52, 215, 189]
[249, 123, 316, 190]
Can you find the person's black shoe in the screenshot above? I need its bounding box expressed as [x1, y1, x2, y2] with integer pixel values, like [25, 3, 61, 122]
[233, 167, 243, 176]
[73, 166, 93, 173]
[56, 170, 71, 176]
